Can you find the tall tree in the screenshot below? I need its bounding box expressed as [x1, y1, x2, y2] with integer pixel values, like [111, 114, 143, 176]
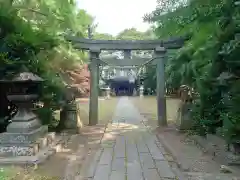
[145, 0, 240, 141]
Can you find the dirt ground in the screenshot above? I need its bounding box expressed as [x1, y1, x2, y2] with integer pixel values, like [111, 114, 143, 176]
[0, 98, 118, 180]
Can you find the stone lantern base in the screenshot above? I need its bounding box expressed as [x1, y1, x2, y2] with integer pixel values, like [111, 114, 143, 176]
[0, 125, 63, 165]
[0, 71, 64, 165]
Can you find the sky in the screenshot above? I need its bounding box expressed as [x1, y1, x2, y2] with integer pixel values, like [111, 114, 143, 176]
[76, 0, 157, 36]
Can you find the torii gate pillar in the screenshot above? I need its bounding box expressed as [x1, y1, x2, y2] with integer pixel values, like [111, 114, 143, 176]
[89, 48, 100, 125]
[155, 46, 167, 126]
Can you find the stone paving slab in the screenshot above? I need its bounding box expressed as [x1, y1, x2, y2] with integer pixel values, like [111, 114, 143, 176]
[87, 148, 103, 178]
[143, 168, 161, 180]
[126, 145, 139, 162]
[127, 162, 143, 180]
[93, 164, 111, 180]
[155, 160, 176, 179]
[109, 171, 125, 180]
[136, 140, 149, 153]
[99, 148, 113, 165]
[139, 153, 155, 169]
[114, 136, 125, 158]
[147, 141, 165, 161]
[83, 97, 179, 180]
[101, 141, 115, 148]
[112, 157, 125, 171]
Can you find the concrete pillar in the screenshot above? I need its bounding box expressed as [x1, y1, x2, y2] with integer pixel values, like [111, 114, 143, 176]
[155, 46, 167, 126]
[89, 48, 100, 125]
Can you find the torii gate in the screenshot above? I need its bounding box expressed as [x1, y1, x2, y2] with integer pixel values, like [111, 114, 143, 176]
[66, 35, 189, 127]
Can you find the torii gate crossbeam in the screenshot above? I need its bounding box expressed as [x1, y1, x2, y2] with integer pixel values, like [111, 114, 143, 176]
[66, 36, 188, 50]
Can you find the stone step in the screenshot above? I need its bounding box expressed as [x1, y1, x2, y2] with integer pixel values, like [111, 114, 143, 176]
[34, 132, 59, 155]
[36, 137, 48, 150]
[34, 132, 57, 154]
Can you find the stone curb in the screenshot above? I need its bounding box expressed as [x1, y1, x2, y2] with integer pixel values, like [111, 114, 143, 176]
[189, 135, 240, 168]
[139, 112, 186, 172]
[155, 129, 189, 180]
[156, 131, 186, 172]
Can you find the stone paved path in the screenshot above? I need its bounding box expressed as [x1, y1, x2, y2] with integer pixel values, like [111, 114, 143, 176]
[81, 97, 178, 180]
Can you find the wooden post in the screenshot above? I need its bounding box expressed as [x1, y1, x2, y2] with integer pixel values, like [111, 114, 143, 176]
[155, 46, 167, 126]
[89, 48, 100, 125]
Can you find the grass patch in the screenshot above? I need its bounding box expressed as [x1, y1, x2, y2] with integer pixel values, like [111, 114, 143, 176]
[0, 166, 60, 180]
[0, 167, 12, 180]
[76, 97, 119, 125]
[0, 166, 56, 180]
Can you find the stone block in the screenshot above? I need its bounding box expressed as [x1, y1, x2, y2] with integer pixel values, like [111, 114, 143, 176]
[0, 131, 60, 157]
[46, 132, 56, 145]
[38, 137, 48, 149]
[0, 126, 50, 157]
[176, 102, 193, 131]
[0, 144, 38, 156]
[0, 133, 63, 165]
[0, 126, 48, 144]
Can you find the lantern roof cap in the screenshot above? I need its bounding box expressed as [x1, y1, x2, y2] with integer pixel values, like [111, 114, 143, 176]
[13, 66, 43, 82]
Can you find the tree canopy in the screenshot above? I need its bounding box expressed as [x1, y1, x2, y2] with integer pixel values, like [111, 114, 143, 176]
[117, 28, 155, 40]
[0, 0, 94, 130]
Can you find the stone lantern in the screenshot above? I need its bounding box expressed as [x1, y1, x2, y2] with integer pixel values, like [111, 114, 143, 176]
[139, 85, 144, 98]
[176, 85, 193, 131]
[0, 71, 56, 164]
[6, 72, 43, 134]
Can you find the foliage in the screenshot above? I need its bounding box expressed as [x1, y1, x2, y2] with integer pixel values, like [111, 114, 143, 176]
[117, 28, 155, 40]
[146, 0, 240, 143]
[94, 33, 115, 40]
[143, 66, 156, 93]
[0, 0, 93, 129]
